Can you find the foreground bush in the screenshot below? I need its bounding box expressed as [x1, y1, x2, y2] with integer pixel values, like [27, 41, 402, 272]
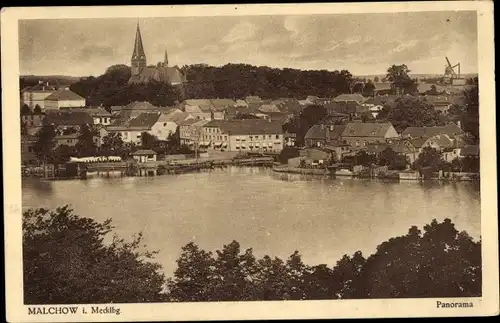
[23, 206, 481, 303]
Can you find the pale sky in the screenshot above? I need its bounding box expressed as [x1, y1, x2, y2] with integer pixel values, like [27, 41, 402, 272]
[19, 11, 478, 77]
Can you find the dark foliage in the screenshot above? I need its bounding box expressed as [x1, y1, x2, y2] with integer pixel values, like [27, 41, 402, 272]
[23, 206, 166, 304]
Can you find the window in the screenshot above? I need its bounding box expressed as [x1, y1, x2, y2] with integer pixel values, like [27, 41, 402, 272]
[255, 135, 259, 139]
[164, 123, 167, 126]
[224, 136, 227, 140]
[28, 147, 33, 153]
[68, 139, 73, 143]
[275, 135, 279, 139]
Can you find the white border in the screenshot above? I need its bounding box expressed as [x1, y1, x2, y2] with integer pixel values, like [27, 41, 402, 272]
[2, 2, 498, 321]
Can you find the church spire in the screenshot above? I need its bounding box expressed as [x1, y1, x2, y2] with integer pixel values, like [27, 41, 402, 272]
[131, 21, 147, 76]
[132, 21, 146, 60]
[164, 49, 169, 67]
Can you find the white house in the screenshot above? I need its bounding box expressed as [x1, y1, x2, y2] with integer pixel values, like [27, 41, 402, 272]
[44, 88, 86, 110]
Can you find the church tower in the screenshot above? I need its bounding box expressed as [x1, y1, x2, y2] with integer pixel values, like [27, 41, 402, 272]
[164, 49, 169, 67]
[131, 22, 147, 76]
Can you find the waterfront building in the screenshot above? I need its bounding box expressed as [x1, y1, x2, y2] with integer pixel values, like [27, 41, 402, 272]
[179, 119, 209, 146]
[132, 149, 157, 163]
[202, 119, 284, 152]
[341, 122, 399, 147]
[43, 88, 86, 110]
[304, 124, 346, 148]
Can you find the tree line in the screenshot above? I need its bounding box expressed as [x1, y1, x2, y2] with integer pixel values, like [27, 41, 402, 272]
[23, 206, 481, 304]
[46, 64, 357, 108]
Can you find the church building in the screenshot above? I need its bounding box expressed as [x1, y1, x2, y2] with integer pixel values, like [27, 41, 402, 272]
[128, 23, 186, 86]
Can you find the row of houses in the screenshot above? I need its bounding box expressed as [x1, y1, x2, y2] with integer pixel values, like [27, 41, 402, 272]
[301, 120, 478, 166]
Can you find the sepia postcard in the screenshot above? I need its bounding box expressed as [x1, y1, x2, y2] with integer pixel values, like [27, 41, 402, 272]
[2, 2, 498, 321]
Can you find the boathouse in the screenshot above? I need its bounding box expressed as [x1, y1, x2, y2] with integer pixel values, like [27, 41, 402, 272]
[132, 149, 157, 163]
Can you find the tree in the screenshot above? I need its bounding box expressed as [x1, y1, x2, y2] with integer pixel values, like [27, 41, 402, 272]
[75, 124, 97, 157]
[386, 64, 418, 94]
[141, 132, 158, 150]
[354, 150, 375, 167]
[33, 125, 57, 164]
[374, 76, 380, 82]
[52, 144, 77, 166]
[33, 105, 42, 114]
[167, 242, 217, 302]
[362, 80, 376, 97]
[23, 206, 166, 304]
[21, 103, 32, 115]
[387, 96, 445, 133]
[378, 147, 407, 170]
[461, 78, 479, 142]
[413, 147, 444, 172]
[102, 132, 124, 155]
[352, 82, 364, 94]
[361, 219, 481, 298]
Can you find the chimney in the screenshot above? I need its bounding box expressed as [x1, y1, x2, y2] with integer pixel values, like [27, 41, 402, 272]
[457, 120, 462, 129]
[330, 125, 334, 131]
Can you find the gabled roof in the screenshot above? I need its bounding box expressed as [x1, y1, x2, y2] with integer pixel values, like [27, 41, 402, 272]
[22, 83, 58, 93]
[128, 112, 161, 129]
[426, 134, 454, 149]
[390, 140, 413, 154]
[123, 101, 157, 111]
[184, 105, 204, 114]
[183, 99, 213, 107]
[235, 99, 248, 107]
[333, 93, 366, 103]
[43, 111, 93, 126]
[178, 118, 199, 126]
[408, 137, 428, 149]
[325, 101, 362, 114]
[364, 95, 400, 106]
[210, 99, 237, 110]
[245, 96, 262, 104]
[401, 122, 464, 138]
[128, 66, 186, 85]
[44, 89, 85, 101]
[342, 122, 395, 138]
[160, 110, 192, 124]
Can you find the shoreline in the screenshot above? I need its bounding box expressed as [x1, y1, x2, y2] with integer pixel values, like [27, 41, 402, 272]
[271, 165, 480, 182]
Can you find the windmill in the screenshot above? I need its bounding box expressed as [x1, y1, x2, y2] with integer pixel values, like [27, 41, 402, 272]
[443, 57, 461, 84]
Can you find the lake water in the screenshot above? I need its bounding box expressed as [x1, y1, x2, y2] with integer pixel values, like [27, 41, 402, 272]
[22, 167, 481, 277]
